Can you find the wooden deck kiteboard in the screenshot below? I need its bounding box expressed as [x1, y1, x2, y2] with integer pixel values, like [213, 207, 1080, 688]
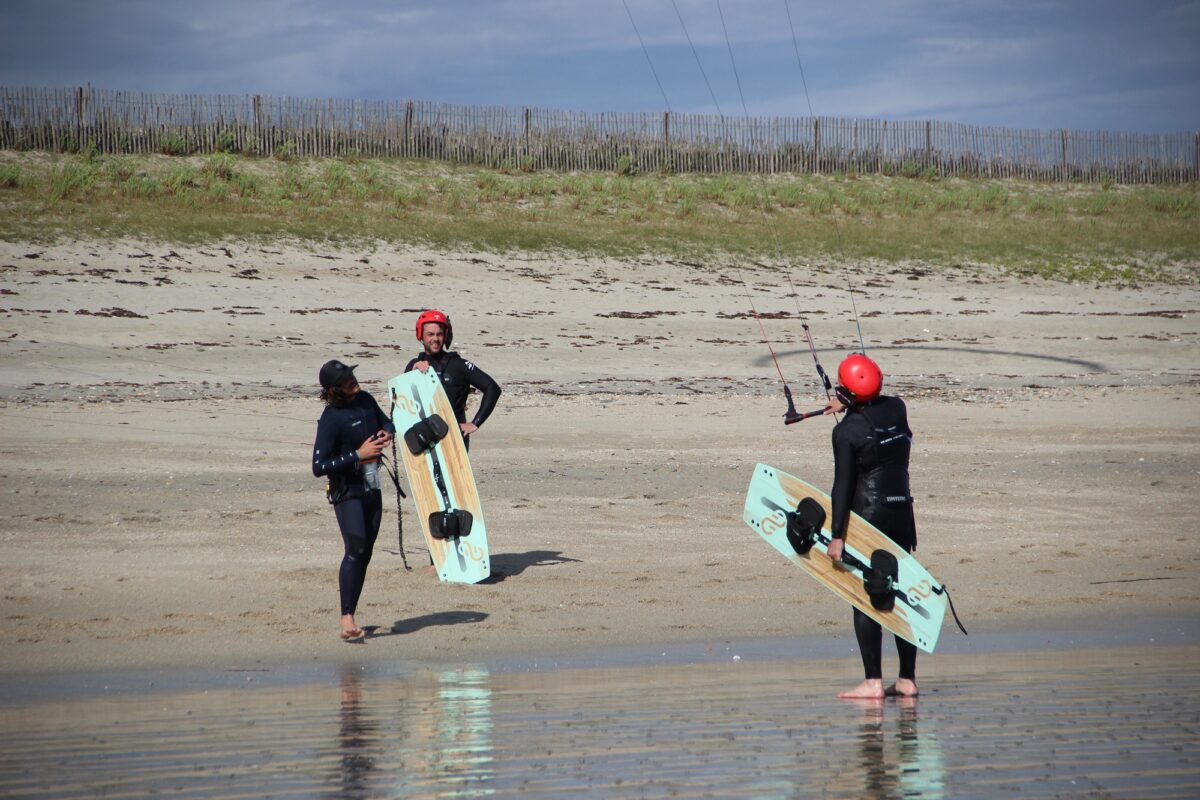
[388, 370, 490, 584]
[743, 463, 947, 653]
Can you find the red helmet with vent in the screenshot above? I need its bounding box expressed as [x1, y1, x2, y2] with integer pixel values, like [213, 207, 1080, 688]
[415, 309, 453, 348]
[836, 354, 883, 403]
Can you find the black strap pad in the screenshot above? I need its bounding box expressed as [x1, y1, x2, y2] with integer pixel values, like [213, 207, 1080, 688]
[864, 549, 899, 611]
[404, 414, 450, 454]
[428, 509, 473, 540]
[786, 496, 826, 555]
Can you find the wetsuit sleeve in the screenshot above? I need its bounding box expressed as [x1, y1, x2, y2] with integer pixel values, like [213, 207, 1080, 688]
[403, 356, 422, 372]
[830, 422, 857, 539]
[312, 410, 360, 478]
[464, 362, 501, 428]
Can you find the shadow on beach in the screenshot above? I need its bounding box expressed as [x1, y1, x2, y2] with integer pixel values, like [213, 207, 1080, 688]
[482, 550, 582, 583]
[361, 610, 489, 639]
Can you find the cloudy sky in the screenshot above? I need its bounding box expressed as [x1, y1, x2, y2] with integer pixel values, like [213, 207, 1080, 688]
[2, 0, 1197, 133]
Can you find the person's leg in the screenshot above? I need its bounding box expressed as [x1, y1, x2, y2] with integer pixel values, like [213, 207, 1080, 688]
[886, 636, 919, 696]
[358, 490, 383, 576]
[886, 539, 920, 696]
[839, 608, 885, 699]
[334, 498, 371, 638]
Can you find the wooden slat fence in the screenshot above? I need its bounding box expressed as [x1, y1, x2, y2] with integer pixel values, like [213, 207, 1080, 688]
[1, 86, 1196, 184]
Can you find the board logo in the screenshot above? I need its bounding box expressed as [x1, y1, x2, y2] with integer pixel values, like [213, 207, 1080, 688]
[760, 512, 786, 536]
[459, 541, 486, 562]
[393, 395, 420, 416]
[907, 580, 932, 603]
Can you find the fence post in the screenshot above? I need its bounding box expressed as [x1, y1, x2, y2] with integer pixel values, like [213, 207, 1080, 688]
[663, 110, 670, 173]
[814, 117, 821, 173]
[881, 119, 888, 175]
[75, 86, 85, 150]
[523, 107, 531, 163]
[1195, 132, 1199, 181]
[404, 101, 413, 156]
[925, 120, 932, 168]
[252, 94, 262, 154]
[1061, 128, 1068, 180]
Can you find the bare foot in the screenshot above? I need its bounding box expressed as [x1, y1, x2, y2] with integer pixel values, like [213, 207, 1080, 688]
[421, 564, 437, 576]
[838, 679, 885, 699]
[885, 678, 919, 697]
[340, 614, 365, 640]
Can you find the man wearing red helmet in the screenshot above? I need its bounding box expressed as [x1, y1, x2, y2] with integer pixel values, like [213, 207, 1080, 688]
[824, 353, 920, 699]
[405, 309, 501, 451]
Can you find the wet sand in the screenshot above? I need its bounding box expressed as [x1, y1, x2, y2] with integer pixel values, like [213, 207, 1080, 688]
[2, 643, 1197, 798]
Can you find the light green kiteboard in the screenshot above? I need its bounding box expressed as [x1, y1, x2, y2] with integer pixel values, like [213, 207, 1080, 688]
[743, 463, 955, 653]
[388, 370, 490, 584]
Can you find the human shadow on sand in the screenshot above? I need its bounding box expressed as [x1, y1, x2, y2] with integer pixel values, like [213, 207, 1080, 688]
[361, 611, 489, 640]
[481, 550, 582, 584]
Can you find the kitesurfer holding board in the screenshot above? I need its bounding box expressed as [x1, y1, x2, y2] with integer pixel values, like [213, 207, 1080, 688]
[402, 310, 502, 576]
[824, 354, 921, 699]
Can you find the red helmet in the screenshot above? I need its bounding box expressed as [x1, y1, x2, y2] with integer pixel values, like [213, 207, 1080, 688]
[415, 309, 453, 347]
[837, 353, 883, 403]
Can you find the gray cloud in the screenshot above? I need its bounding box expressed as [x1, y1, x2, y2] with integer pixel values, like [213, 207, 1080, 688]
[1, 0, 1196, 132]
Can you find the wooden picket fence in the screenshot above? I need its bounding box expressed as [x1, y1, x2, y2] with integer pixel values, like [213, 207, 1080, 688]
[2, 86, 1197, 183]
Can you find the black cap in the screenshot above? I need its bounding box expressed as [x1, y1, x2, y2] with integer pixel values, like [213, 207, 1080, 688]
[319, 360, 358, 389]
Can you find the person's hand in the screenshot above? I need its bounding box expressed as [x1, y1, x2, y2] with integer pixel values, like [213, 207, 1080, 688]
[357, 432, 387, 460]
[414, 361, 430, 373]
[824, 396, 846, 415]
[827, 537, 845, 562]
[460, 422, 478, 437]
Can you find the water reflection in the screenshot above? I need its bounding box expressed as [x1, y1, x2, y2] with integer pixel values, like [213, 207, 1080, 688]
[330, 670, 381, 799]
[851, 698, 945, 800]
[2, 649, 1195, 798]
[327, 666, 496, 798]
[419, 668, 495, 797]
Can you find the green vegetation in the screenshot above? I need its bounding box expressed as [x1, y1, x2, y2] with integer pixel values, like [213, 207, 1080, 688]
[0, 164, 20, 188]
[1, 150, 1196, 282]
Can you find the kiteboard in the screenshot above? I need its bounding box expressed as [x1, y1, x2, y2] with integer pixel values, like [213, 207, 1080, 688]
[388, 369, 490, 584]
[743, 462, 948, 653]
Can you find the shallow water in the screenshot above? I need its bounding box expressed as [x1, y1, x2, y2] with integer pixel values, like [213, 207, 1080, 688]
[2, 646, 1198, 799]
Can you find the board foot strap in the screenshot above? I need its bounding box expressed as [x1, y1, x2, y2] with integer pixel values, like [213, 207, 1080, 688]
[425, 438, 471, 540]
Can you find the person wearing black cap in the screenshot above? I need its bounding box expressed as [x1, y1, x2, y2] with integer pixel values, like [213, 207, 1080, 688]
[312, 360, 395, 641]
[824, 353, 920, 699]
[405, 309, 501, 452]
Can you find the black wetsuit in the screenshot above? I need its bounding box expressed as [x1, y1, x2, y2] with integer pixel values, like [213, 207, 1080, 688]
[312, 391, 395, 617]
[831, 394, 918, 681]
[403, 350, 501, 450]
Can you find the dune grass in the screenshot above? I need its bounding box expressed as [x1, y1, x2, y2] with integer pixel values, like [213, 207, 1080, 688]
[1, 150, 1196, 282]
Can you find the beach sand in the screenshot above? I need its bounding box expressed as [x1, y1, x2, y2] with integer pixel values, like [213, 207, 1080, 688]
[1, 239, 1198, 676]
